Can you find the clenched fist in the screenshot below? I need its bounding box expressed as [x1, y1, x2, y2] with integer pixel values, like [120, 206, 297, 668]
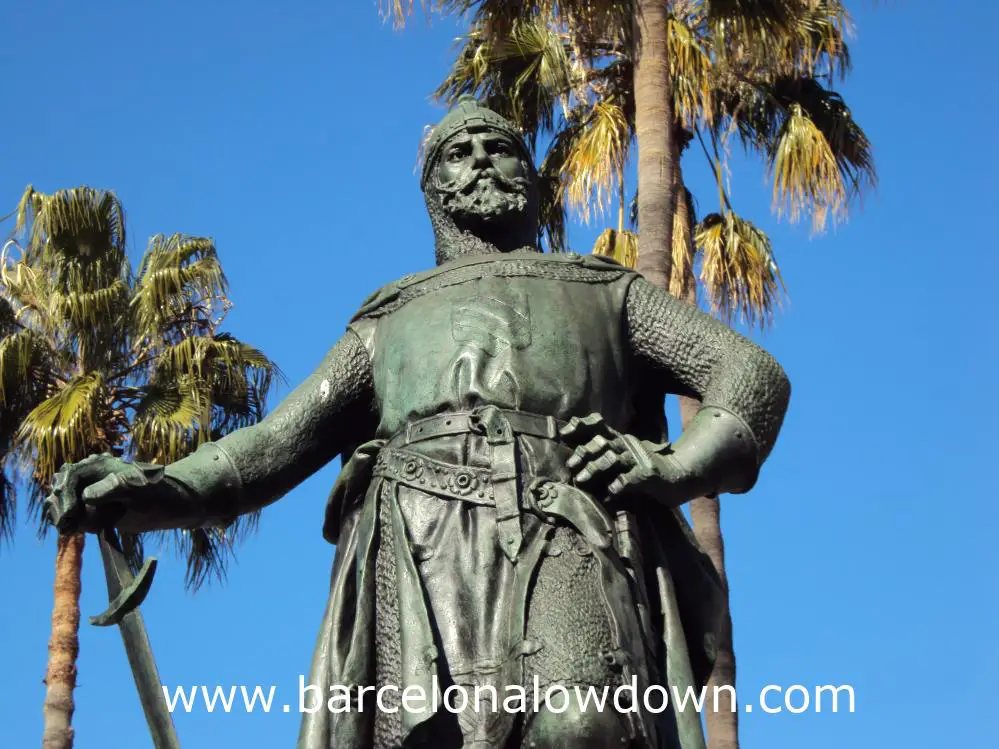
[43, 454, 164, 534]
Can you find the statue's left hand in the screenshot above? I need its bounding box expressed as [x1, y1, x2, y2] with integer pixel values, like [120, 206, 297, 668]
[559, 413, 683, 499]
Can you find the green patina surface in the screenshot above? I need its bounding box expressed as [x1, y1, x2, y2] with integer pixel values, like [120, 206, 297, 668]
[47, 97, 790, 749]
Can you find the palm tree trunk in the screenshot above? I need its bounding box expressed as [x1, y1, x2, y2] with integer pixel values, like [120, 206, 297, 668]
[633, 6, 728, 747]
[42, 532, 84, 749]
[687, 489, 738, 749]
[633, 0, 676, 285]
[632, 2, 739, 744]
[682, 396, 739, 749]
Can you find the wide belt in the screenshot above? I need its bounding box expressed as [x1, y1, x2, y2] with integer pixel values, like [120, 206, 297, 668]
[372, 449, 616, 561]
[398, 407, 563, 446]
[387, 406, 567, 563]
[373, 448, 495, 505]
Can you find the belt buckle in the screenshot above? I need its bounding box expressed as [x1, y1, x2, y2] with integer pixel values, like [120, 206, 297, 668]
[467, 405, 500, 437]
[471, 405, 514, 444]
[468, 409, 486, 436]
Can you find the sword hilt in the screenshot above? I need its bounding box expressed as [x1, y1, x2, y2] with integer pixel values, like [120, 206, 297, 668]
[91, 527, 158, 626]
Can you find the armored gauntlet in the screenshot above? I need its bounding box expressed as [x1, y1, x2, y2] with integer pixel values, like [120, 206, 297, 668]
[560, 406, 760, 507]
[44, 443, 245, 535]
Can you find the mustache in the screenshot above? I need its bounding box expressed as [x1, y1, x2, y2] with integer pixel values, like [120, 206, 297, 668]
[439, 166, 530, 197]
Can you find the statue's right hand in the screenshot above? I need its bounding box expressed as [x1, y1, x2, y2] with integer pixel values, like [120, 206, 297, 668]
[43, 454, 160, 534]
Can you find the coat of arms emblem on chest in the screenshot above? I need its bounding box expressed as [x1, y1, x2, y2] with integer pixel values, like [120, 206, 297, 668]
[450, 287, 532, 356]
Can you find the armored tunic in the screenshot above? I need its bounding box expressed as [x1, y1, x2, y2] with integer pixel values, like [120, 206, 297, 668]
[294, 249, 790, 749]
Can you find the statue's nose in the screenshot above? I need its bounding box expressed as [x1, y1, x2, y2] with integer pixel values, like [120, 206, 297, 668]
[471, 139, 490, 167]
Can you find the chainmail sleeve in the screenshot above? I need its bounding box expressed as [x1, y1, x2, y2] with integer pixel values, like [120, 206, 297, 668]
[624, 275, 790, 463]
[220, 329, 376, 503]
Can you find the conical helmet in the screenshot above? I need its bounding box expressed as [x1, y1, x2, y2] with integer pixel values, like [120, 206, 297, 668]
[420, 95, 536, 190]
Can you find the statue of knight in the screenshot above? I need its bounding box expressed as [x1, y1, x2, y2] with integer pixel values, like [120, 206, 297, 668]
[46, 97, 791, 749]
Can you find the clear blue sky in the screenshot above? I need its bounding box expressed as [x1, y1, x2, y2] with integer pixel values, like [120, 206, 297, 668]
[1, 2, 996, 747]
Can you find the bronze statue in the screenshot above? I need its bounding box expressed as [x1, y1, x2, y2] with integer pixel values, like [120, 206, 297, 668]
[46, 96, 790, 749]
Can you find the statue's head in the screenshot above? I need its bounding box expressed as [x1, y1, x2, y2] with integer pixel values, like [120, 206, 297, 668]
[421, 96, 540, 264]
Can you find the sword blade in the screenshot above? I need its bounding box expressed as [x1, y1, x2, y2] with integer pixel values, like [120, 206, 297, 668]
[116, 605, 182, 749]
[96, 531, 182, 749]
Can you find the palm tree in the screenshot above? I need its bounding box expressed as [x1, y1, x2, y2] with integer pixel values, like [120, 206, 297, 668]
[0, 185, 279, 749]
[387, 3, 873, 748]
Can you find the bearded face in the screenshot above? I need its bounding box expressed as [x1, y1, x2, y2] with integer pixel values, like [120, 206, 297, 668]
[433, 129, 533, 230]
[423, 122, 541, 264]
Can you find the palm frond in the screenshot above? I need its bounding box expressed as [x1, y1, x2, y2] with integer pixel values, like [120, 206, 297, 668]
[391, 1, 632, 38]
[707, 0, 800, 50]
[668, 8, 714, 128]
[130, 380, 209, 464]
[561, 99, 631, 222]
[380, 0, 437, 27]
[0, 295, 19, 339]
[592, 227, 639, 269]
[207, 335, 280, 417]
[154, 336, 222, 384]
[536, 169, 568, 251]
[536, 117, 582, 251]
[132, 234, 227, 339]
[0, 468, 14, 543]
[181, 526, 235, 589]
[164, 517, 260, 591]
[16, 186, 128, 291]
[209, 345, 280, 436]
[1, 253, 56, 333]
[708, 0, 851, 83]
[0, 328, 55, 406]
[13, 185, 44, 237]
[436, 19, 576, 150]
[435, 28, 495, 103]
[16, 371, 109, 483]
[131, 332, 279, 463]
[719, 74, 873, 231]
[771, 76, 875, 202]
[778, 0, 851, 79]
[153, 334, 279, 393]
[129, 334, 277, 588]
[50, 280, 130, 333]
[770, 101, 843, 231]
[1, 278, 59, 537]
[500, 19, 576, 123]
[670, 185, 697, 298]
[695, 210, 785, 327]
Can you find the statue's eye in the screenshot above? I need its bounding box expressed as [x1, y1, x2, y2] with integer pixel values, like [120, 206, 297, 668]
[447, 147, 467, 162]
[490, 141, 512, 156]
